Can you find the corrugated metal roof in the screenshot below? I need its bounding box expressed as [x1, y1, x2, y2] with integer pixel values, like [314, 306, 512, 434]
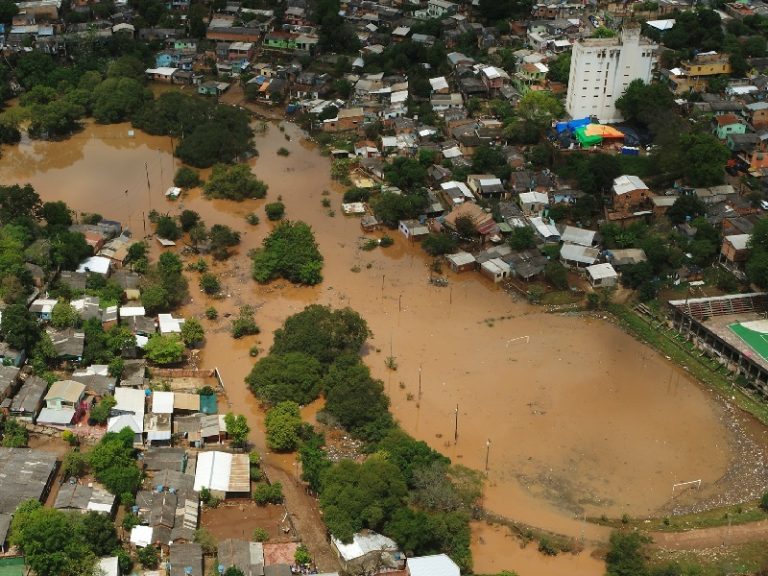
[408, 554, 460, 576]
[331, 531, 399, 561]
[45, 380, 85, 404]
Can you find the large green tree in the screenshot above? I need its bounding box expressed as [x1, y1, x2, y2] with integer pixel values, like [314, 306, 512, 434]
[319, 456, 408, 542]
[265, 401, 302, 452]
[271, 305, 370, 366]
[245, 352, 324, 405]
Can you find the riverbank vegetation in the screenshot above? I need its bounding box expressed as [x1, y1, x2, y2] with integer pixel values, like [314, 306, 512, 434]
[245, 305, 477, 570]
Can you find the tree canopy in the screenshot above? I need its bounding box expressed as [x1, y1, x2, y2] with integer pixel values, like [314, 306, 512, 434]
[319, 456, 409, 542]
[271, 305, 370, 366]
[204, 164, 268, 201]
[251, 221, 324, 285]
[245, 352, 324, 405]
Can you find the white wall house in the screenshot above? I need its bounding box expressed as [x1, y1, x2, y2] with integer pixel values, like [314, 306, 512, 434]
[566, 26, 658, 123]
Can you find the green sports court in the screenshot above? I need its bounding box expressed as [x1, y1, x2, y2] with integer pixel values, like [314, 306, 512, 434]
[728, 321, 768, 362]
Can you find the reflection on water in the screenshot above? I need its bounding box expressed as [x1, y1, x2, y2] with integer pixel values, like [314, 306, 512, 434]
[3, 120, 752, 553]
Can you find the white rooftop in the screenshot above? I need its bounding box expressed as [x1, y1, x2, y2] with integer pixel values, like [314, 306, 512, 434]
[408, 554, 460, 576]
[726, 233, 751, 251]
[158, 313, 185, 334]
[331, 531, 398, 562]
[613, 174, 649, 196]
[587, 262, 618, 280]
[130, 525, 153, 548]
[441, 181, 473, 199]
[519, 191, 549, 205]
[429, 76, 449, 91]
[77, 256, 111, 275]
[152, 391, 174, 414]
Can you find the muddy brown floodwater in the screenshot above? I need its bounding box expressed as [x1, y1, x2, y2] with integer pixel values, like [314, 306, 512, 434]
[4, 119, 767, 574]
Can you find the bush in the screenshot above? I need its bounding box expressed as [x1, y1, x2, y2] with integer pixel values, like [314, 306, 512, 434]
[231, 306, 260, 338]
[174, 166, 201, 189]
[205, 306, 218, 320]
[277, 147, 290, 156]
[88, 395, 116, 424]
[252, 482, 284, 505]
[246, 213, 260, 225]
[200, 273, 221, 295]
[265, 202, 286, 221]
[422, 233, 458, 257]
[137, 545, 160, 568]
[253, 527, 270, 542]
[761, 491, 768, 512]
[379, 235, 394, 247]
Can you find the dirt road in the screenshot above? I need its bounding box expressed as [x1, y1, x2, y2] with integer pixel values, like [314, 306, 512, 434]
[651, 520, 768, 550]
[263, 463, 340, 572]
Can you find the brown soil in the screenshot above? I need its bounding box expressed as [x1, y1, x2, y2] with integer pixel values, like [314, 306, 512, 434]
[201, 499, 289, 543]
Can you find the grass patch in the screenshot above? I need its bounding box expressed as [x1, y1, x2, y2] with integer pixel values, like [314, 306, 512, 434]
[540, 290, 583, 306]
[651, 541, 768, 576]
[607, 303, 768, 426]
[590, 501, 768, 532]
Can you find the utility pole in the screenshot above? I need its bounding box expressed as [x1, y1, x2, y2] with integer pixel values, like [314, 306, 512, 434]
[485, 438, 491, 471]
[145, 162, 152, 212]
[418, 364, 422, 400]
[454, 404, 458, 443]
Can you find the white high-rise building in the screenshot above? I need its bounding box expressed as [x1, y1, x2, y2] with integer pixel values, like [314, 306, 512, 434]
[565, 26, 658, 124]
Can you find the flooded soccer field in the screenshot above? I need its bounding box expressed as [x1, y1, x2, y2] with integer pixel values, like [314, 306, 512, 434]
[4, 119, 766, 571]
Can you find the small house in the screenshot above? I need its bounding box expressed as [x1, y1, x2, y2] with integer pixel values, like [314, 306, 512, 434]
[559, 225, 596, 247]
[606, 249, 647, 268]
[48, 328, 85, 362]
[398, 220, 430, 240]
[518, 191, 549, 215]
[38, 380, 85, 426]
[612, 175, 650, 212]
[712, 114, 746, 140]
[446, 252, 477, 273]
[9, 376, 47, 421]
[721, 233, 751, 266]
[108, 387, 146, 440]
[586, 263, 618, 288]
[169, 543, 203, 576]
[158, 314, 185, 335]
[0, 366, 20, 403]
[480, 258, 511, 283]
[77, 256, 111, 276]
[193, 451, 250, 498]
[560, 243, 599, 267]
[29, 298, 57, 321]
[360, 215, 380, 232]
[331, 531, 404, 575]
[218, 539, 265, 576]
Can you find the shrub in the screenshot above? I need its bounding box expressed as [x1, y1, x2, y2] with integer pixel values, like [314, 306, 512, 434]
[761, 491, 768, 512]
[137, 545, 160, 568]
[252, 482, 284, 505]
[231, 306, 259, 338]
[379, 235, 394, 247]
[265, 202, 286, 221]
[277, 147, 290, 156]
[205, 307, 218, 320]
[538, 537, 558, 556]
[253, 527, 270, 542]
[246, 213, 260, 225]
[174, 166, 201, 189]
[200, 273, 221, 295]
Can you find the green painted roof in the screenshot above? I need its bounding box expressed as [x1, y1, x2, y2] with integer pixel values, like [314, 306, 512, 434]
[0, 557, 25, 576]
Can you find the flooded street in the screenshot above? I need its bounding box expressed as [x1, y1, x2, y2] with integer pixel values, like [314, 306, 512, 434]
[3, 119, 766, 571]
